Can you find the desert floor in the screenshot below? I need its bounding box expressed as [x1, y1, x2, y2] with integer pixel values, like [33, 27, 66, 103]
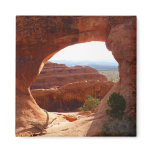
[99, 70, 119, 82]
[42, 111, 96, 136]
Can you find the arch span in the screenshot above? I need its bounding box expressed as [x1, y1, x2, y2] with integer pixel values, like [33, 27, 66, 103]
[16, 16, 136, 134]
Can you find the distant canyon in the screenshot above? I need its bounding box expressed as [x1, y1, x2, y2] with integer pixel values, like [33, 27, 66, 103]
[31, 62, 116, 112]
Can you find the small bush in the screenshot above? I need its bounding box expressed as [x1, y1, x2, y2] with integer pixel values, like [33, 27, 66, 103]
[100, 115, 136, 136]
[100, 92, 136, 136]
[79, 95, 100, 111]
[106, 92, 126, 119]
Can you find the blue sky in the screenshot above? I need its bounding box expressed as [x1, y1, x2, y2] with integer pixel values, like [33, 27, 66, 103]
[49, 41, 117, 63]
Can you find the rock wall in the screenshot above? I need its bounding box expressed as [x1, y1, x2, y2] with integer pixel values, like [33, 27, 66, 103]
[16, 16, 136, 134]
[31, 62, 107, 89]
[106, 19, 136, 117]
[31, 80, 114, 112]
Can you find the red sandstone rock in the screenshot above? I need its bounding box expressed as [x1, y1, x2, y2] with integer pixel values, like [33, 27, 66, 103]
[31, 62, 107, 89]
[106, 19, 136, 117]
[62, 115, 78, 122]
[31, 80, 114, 112]
[16, 16, 136, 135]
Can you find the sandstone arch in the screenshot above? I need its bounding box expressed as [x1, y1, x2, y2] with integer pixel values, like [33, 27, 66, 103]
[16, 16, 136, 134]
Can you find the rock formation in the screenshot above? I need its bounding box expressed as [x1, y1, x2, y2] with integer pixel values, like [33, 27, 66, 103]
[31, 62, 112, 112]
[31, 61, 107, 89]
[31, 80, 114, 112]
[16, 16, 136, 135]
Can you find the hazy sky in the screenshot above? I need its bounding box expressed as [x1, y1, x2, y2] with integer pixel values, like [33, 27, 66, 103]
[49, 41, 117, 62]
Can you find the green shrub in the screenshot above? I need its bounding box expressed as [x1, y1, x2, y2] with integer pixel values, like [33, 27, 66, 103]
[106, 92, 126, 119]
[79, 95, 100, 111]
[100, 115, 136, 136]
[99, 92, 136, 136]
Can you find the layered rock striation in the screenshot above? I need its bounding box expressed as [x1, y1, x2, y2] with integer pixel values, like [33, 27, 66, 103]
[31, 62, 107, 89]
[31, 80, 114, 112]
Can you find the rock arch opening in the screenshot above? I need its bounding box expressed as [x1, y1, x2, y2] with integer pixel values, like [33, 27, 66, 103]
[16, 16, 136, 136]
[30, 41, 119, 112]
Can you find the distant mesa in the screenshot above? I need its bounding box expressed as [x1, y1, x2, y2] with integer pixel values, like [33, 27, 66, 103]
[31, 61, 108, 90]
[31, 61, 114, 112]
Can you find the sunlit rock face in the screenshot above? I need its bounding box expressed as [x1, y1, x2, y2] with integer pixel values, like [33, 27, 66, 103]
[31, 80, 114, 112]
[16, 16, 136, 133]
[31, 62, 107, 89]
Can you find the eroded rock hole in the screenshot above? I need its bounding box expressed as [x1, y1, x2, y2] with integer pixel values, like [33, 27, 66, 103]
[30, 42, 119, 112]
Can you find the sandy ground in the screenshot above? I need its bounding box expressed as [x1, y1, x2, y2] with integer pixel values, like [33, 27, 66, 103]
[42, 111, 95, 136]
